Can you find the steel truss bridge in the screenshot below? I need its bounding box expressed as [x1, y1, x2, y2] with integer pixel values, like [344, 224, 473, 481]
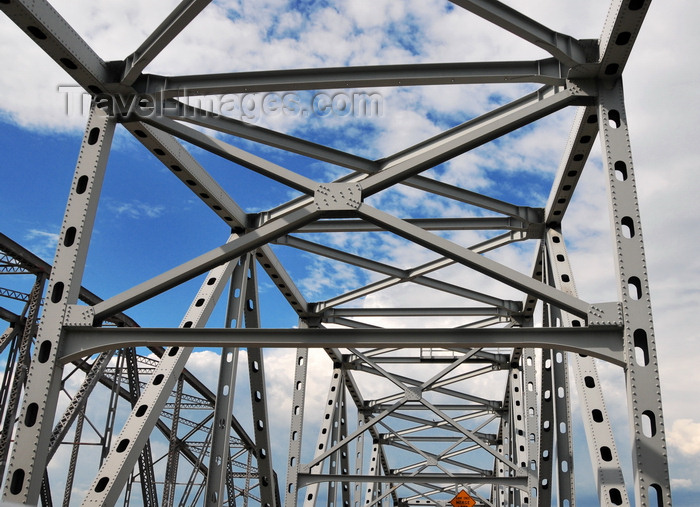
[0, 0, 672, 506]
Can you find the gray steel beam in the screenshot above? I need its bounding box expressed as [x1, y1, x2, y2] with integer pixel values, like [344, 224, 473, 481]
[138, 59, 566, 98]
[60, 326, 625, 367]
[61, 408, 85, 507]
[120, 0, 213, 85]
[123, 347, 159, 507]
[162, 377, 183, 506]
[301, 365, 344, 507]
[0, 274, 45, 481]
[254, 246, 310, 317]
[313, 232, 525, 314]
[522, 348, 539, 501]
[167, 100, 378, 174]
[356, 204, 592, 318]
[545, 105, 600, 223]
[206, 254, 247, 506]
[89, 203, 321, 321]
[277, 234, 521, 314]
[508, 365, 529, 504]
[284, 346, 310, 507]
[361, 85, 591, 197]
[2, 106, 115, 505]
[599, 81, 672, 506]
[80, 251, 237, 505]
[324, 308, 510, 318]
[122, 120, 248, 226]
[597, 0, 654, 80]
[243, 262, 280, 507]
[551, 349, 575, 505]
[135, 115, 318, 194]
[296, 217, 526, 234]
[448, 0, 589, 67]
[0, 0, 112, 93]
[546, 228, 628, 506]
[538, 349, 555, 507]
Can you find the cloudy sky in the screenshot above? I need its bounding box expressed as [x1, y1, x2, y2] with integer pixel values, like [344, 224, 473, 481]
[1, 0, 698, 505]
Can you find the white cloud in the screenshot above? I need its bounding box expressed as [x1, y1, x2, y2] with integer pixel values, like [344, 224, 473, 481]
[671, 478, 693, 490]
[24, 228, 59, 260]
[107, 199, 166, 219]
[668, 419, 700, 457]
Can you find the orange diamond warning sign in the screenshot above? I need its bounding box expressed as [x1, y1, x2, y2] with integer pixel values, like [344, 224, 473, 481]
[449, 490, 476, 507]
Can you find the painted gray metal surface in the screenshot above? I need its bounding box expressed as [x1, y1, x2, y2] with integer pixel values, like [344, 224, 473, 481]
[0, 0, 673, 506]
[3, 105, 115, 504]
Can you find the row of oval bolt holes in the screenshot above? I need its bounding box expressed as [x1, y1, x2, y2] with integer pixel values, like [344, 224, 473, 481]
[602, 106, 652, 371]
[255, 252, 302, 312]
[131, 128, 240, 224]
[11, 120, 109, 491]
[10, 113, 101, 490]
[595, 76, 662, 489]
[552, 109, 626, 217]
[95, 278, 216, 493]
[93, 346, 182, 492]
[601, 66, 662, 501]
[43, 126, 105, 349]
[134, 120, 310, 318]
[554, 199, 658, 500]
[551, 126, 595, 218]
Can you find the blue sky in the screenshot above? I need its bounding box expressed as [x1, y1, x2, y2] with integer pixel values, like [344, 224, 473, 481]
[1, 0, 699, 505]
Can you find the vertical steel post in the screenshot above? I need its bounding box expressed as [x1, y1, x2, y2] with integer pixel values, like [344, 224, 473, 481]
[363, 441, 380, 506]
[0, 273, 45, 481]
[206, 254, 248, 506]
[538, 348, 555, 507]
[338, 388, 351, 507]
[124, 347, 158, 506]
[2, 105, 115, 504]
[352, 413, 366, 507]
[164, 376, 185, 505]
[598, 81, 672, 507]
[62, 408, 85, 507]
[303, 365, 344, 507]
[551, 350, 575, 506]
[285, 341, 310, 507]
[521, 348, 539, 504]
[508, 366, 526, 506]
[101, 350, 123, 466]
[546, 227, 629, 506]
[80, 243, 238, 505]
[542, 239, 579, 506]
[245, 260, 279, 507]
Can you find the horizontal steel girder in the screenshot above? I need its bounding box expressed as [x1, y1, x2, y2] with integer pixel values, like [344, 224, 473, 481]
[136, 59, 568, 98]
[59, 326, 624, 367]
[297, 473, 528, 489]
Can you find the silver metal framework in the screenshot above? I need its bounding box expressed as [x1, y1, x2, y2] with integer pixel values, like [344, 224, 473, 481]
[0, 0, 672, 506]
